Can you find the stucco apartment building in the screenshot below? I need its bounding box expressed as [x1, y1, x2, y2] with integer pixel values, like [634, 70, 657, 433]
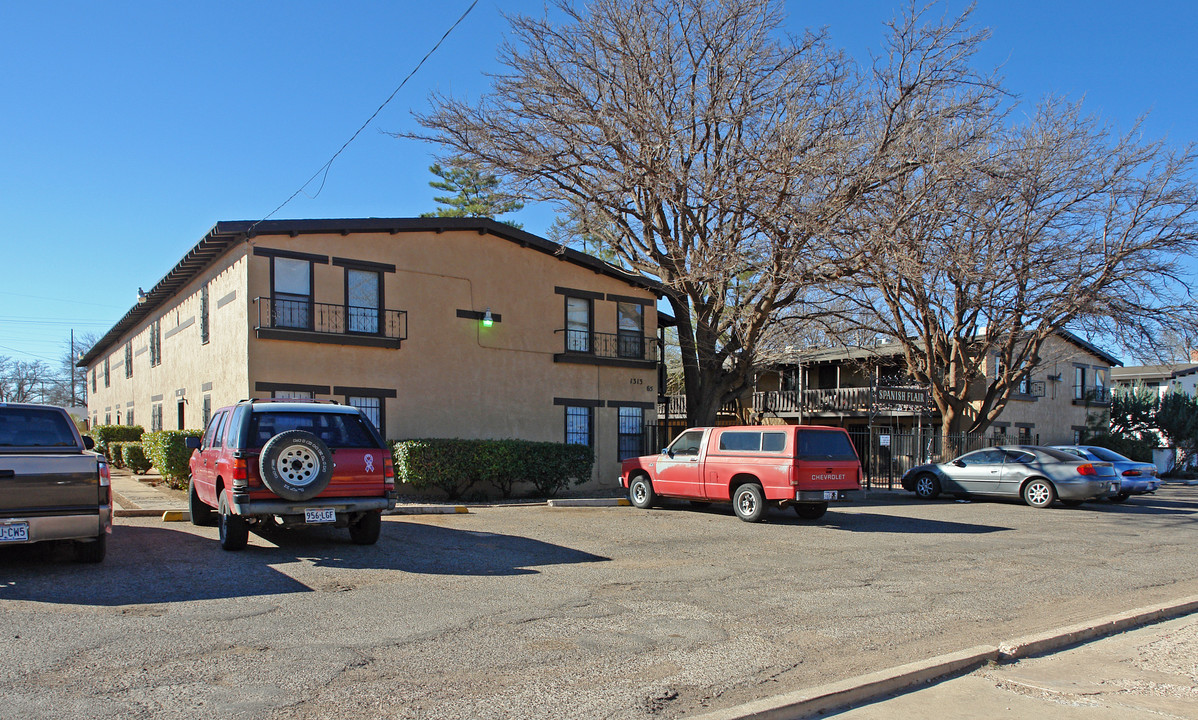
[748, 329, 1121, 446]
[79, 218, 662, 491]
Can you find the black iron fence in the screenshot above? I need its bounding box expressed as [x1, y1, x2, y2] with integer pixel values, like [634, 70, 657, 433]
[848, 428, 1039, 489]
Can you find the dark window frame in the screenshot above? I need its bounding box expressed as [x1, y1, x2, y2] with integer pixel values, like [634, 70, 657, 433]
[200, 283, 210, 345]
[124, 341, 133, 378]
[617, 406, 644, 461]
[565, 405, 592, 447]
[268, 255, 316, 330]
[564, 296, 593, 354]
[343, 266, 384, 335]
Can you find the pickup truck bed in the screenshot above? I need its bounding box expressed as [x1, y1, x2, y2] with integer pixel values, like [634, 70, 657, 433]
[0, 404, 111, 562]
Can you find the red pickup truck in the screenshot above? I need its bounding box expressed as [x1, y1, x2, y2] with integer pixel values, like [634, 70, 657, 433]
[620, 425, 861, 522]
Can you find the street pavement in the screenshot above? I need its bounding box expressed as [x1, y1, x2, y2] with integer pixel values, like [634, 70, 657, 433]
[104, 470, 1198, 719]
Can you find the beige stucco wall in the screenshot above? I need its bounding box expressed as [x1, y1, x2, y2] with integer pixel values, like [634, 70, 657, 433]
[86, 251, 250, 431]
[87, 226, 659, 493]
[984, 334, 1114, 445]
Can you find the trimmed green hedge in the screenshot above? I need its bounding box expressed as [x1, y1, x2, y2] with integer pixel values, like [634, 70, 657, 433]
[143, 430, 203, 489]
[392, 438, 594, 499]
[108, 441, 128, 468]
[121, 442, 152, 474]
[90, 425, 144, 460]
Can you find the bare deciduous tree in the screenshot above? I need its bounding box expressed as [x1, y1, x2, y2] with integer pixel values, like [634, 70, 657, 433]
[409, 0, 993, 424]
[828, 93, 1198, 443]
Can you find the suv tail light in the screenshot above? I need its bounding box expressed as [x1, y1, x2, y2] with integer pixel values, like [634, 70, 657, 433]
[384, 456, 396, 491]
[232, 457, 249, 482]
[789, 463, 799, 487]
[1077, 463, 1098, 476]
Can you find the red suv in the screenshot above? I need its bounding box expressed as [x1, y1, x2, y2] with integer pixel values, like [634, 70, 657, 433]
[186, 399, 397, 550]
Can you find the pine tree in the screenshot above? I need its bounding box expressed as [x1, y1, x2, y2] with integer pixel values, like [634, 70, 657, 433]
[419, 163, 523, 228]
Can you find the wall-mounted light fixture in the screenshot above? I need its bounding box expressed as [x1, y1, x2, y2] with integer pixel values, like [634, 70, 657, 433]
[482, 308, 494, 327]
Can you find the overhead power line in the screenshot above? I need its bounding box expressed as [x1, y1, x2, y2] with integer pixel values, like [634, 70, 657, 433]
[250, 0, 480, 235]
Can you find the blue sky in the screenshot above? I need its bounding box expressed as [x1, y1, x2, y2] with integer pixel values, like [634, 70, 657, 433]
[1, 1, 1195, 367]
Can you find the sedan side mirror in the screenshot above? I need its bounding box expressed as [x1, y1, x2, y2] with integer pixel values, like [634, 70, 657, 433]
[951, 460, 965, 467]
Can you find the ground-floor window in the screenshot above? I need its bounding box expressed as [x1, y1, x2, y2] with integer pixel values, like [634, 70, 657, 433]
[617, 407, 644, 460]
[151, 403, 163, 432]
[347, 395, 383, 436]
[565, 406, 592, 447]
[202, 395, 211, 428]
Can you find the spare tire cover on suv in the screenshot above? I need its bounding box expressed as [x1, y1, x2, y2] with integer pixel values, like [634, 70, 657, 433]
[259, 430, 334, 501]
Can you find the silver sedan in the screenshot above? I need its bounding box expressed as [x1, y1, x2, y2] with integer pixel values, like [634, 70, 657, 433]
[901, 446, 1120, 508]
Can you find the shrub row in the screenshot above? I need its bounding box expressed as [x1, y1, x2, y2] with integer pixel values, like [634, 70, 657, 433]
[142, 430, 203, 489]
[89, 424, 144, 460]
[391, 438, 594, 499]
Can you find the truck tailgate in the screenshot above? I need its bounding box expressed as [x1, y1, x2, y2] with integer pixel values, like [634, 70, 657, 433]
[796, 460, 861, 490]
[0, 454, 99, 513]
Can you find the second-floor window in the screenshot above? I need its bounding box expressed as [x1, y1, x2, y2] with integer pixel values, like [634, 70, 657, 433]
[150, 320, 162, 367]
[124, 342, 133, 378]
[200, 284, 210, 344]
[103, 357, 110, 388]
[272, 256, 313, 329]
[1074, 367, 1087, 400]
[617, 302, 645, 359]
[565, 297, 591, 353]
[346, 268, 381, 334]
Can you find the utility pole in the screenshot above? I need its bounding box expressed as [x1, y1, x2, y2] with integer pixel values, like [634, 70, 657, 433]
[71, 329, 76, 407]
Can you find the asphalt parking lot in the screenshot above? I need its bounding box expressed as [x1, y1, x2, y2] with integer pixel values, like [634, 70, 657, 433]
[2, 485, 1196, 719]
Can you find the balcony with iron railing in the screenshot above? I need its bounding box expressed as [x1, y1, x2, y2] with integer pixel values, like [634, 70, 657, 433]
[753, 387, 875, 415]
[554, 329, 659, 366]
[656, 394, 740, 418]
[1073, 385, 1111, 405]
[255, 297, 408, 349]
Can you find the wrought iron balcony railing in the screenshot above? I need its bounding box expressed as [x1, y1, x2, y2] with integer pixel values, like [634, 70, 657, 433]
[1073, 385, 1111, 404]
[256, 297, 407, 342]
[559, 329, 659, 362]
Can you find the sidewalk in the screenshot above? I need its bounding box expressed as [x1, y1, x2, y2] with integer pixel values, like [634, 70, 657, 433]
[109, 468, 188, 517]
[831, 612, 1198, 719]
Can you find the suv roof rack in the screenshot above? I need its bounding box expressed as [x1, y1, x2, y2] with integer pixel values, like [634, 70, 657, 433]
[236, 398, 342, 405]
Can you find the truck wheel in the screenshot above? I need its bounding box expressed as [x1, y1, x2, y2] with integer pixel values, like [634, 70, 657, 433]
[794, 503, 828, 520]
[73, 534, 106, 563]
[218, 490, 249, 551]
[259, 430, 334, 502]
[189, 477, 216, 526]
[732, 483, 766, 522]
[349, 510, 382, 545]
[629, 476, 656, 509]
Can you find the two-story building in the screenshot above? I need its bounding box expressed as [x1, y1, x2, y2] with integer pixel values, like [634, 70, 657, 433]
[741, 330, 1121, 480]
[79, 218, 663, 492]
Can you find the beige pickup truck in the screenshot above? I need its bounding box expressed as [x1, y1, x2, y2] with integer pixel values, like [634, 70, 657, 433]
[0, 403, 112, 562]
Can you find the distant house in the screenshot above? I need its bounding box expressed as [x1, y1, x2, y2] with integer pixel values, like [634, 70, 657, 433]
[1111, 360, 1198, 398]
[78, 218, 664, 491]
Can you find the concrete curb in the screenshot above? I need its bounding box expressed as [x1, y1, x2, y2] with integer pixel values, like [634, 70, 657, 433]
[688, 595, 1198, 720]
[998, 595, 1198, 660]
[385, 506, 470, 515]
[547, 498, 631, 507]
